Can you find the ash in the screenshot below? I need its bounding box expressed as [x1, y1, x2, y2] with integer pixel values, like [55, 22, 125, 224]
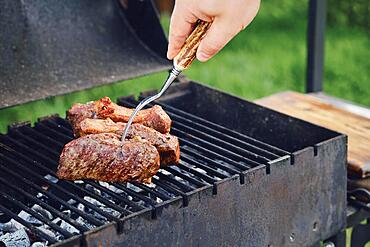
[0, 171, 181, 246]
[0, 228, 30, 247]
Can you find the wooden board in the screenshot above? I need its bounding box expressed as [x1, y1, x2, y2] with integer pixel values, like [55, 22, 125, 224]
[255, 91, 370, 177]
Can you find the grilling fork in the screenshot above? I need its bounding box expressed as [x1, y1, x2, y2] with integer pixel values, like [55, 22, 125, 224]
[121, 20, 212, 144]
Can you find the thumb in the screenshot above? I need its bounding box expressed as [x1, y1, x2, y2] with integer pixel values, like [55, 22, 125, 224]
[167, 3, 197, 60]
[196, 18, 238, 62]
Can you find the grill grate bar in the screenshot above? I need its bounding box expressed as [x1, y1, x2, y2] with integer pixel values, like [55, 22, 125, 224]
[8, 128, 61, 157]
[156, 171, 195, 192]
[38, 117, 214, 196]
[177, 162, 218, 183]
[119, 100, 267, 166]
[109, 183, 157, 207]
[12, 129, 149, 213]
[35, 122, 73, 143]
[15, 125, 147, 212]
[0, 139, 136, 216]
[180, 138, 255, 169]
[180, 153, 228, 179]
[131, 98, 290, 157]
[1, 134, 59, 170]
[16, 126, 63, 152]
[0, 203, 57, 244]
[173, 120, 272, 163]
[131, 182, 172, 201]
[172, 127, 264, 166]
[0, 192, 74, 239]
[42, 118, 74, 136]
[0, 176, 89, 232]
[150, 104, 281, 160]
[85, 181, 145, 212]
[182, 147, 242, 174]
[0, 152, 120, 224]
[151, 177, 189, 200]
[34, 119, 177, 209]
[0, 163, 105, 227]
[53, 118, 74, 132]
[164, 166, 208, 188]
[36, 118, 197, 207]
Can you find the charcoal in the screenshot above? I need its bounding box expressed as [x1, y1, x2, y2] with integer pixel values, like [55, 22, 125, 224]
[127, 183, 142, 193]
[84, 184, 101, 195]
[18, 211, 42, 226]
[37, 225, 56, 239]
[156, 198, 163, 204]
[52, 218, 79, 234]
[44, 174, 58, 183]
[75, 217, 94, 230]
[0, 220, 23, 232]
[146, 183, 156, 188]
[31, 242, 46, 247]
[77, 203, 85, 212]
[84, 196, 121, 219]
[67, 199, 76, 205]
[0, 228, 30, 247]
[99, 182, 124, 194]
[37, 225, 63, 241]
[31, 205, 53, 220]
[60, 220, 79, 234]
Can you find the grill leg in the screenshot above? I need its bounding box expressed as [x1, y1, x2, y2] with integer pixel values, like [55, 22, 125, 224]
[306, 0, 326, 93]
[351, 221, 370, 247]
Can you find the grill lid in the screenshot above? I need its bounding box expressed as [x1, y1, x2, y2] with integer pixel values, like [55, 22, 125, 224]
[0, 0, 171, 109]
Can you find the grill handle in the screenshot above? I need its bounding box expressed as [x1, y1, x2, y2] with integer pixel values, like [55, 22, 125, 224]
[173, 20, 212, 70]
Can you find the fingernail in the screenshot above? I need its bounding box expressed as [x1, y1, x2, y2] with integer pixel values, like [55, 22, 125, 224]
[197, 51, 209, 62]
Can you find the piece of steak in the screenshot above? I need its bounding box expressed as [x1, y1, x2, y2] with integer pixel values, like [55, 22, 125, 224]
[79, 118, 180, 165]
[67, 97, 171, 136]
[96, 97, 171, 134]
[57, 133, 160, 183]
[67, 101, 97, 136]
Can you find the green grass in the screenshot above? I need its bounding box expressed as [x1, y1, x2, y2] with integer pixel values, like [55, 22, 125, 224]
[181, 2, 370, 105]
[0, 0, 369, 133]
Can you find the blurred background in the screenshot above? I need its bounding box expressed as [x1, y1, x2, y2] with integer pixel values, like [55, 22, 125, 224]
[0, 0, 369, 132]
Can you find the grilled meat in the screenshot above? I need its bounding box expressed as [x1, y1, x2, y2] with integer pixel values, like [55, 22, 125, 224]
[57, 133, 160, 183]
[79, 118, 180, 165]
[67, 97, 171, 136]
[67, 101, 97, 137]
[96, 97, 171, 134]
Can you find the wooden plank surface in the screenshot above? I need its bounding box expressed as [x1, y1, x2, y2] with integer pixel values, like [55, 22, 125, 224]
[255, 91, 370, 177]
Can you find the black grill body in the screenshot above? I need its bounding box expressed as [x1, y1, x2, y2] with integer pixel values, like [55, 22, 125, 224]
[0, 81, 346, 247]
[0, 1, 347, 246]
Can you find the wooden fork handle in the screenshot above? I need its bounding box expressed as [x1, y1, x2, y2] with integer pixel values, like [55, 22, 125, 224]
[173, 20, 212, 70]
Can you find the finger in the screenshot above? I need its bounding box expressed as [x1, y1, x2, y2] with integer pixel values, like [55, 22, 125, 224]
[196, 18, 238, 62]
[167, 3, 197, 59]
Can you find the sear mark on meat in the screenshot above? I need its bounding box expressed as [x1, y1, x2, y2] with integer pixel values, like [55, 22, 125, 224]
[79, 118, 180, 165]
[57, 133, 160, 183]
[67, 97, 171, 136]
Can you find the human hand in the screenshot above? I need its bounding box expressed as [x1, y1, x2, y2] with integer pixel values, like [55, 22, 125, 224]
[167, 0, 260, 62]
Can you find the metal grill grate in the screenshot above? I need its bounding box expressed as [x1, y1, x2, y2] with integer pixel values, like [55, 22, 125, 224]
[0, 99, 289, 246]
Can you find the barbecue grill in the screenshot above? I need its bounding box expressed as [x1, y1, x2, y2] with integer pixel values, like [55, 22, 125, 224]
[0, 0, 347, 246]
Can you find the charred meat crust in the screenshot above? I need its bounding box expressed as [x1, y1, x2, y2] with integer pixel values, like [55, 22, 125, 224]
[67, 97, 171, 136]
[57, 133, 160, 183]
[79, 118, 180, 165]
[97, 97, 172, 133]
